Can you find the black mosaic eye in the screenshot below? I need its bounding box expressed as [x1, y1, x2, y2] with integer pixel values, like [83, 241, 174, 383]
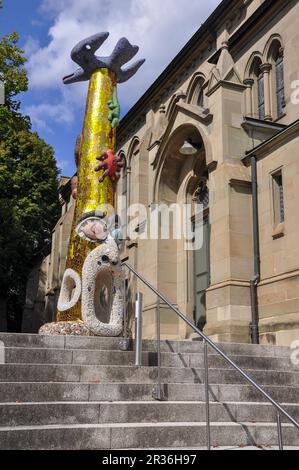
[101, 255, 110, 263]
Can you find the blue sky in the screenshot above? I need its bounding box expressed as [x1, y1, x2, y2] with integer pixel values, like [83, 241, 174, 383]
[1, 0, 221, 176]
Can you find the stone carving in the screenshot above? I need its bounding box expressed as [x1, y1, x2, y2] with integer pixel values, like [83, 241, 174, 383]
[62, 33, 145, 85]
[95, 149, 124, 185]
[39, 33, 145, 337]
[57, 269, 81, 312]
[82, 237, 123, 337]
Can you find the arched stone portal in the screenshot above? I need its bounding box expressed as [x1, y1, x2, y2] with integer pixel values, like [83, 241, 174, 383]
[156, 124, 210, 338]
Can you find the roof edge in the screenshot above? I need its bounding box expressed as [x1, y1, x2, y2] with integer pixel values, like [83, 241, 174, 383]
[118, 0, 234, 135]
[242, 118, 299, 165]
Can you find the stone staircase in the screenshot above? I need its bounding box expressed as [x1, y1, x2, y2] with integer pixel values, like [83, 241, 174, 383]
[0, 333, 298, 450]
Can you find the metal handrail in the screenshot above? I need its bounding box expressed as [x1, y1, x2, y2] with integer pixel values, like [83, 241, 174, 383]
[123, 262, 299, 450]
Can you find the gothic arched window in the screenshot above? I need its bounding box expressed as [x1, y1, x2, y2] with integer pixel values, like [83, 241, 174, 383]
[187, 74, 206, 108]
[268, 40, 285, 119]
[249, 57, 265, 120]
[197, 88, 204, 108]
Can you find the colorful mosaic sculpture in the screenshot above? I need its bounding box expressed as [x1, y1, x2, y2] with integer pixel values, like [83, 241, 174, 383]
[39, 33, 145, 336]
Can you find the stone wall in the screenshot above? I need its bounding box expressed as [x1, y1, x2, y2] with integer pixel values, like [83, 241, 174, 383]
[25, 0, 299, 345]
[256, 131, 299, 346]
[22, 178, 74, 333]
[116, 0, 299, 345]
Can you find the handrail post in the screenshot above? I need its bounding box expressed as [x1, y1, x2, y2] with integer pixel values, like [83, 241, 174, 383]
[152, 297, 163, 400]
[122, 263, 299, 434]
[135, 292, 143, 366]
[277, 412, 283, 451]
[204, 340, 211, 450]
[119, 275, 130, 351]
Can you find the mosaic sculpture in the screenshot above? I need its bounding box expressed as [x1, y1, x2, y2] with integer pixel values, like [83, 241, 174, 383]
[39, 33, 145, 336]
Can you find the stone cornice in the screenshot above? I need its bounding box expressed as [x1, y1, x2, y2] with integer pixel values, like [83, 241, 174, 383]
[259, 269, 299, 287]
[207, 280, 251, 291]
[206, 79, 246, 97]
[242, 119, 299, 165]
[176, 102, 213, 123]
[229, 178, 251, 189]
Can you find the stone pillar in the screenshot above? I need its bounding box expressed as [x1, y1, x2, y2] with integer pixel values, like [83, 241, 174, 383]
[260, 63, 273, 121]
[204, 73, 252, 343]
[204, 166, 253, 344]
[243, 78, 254, 117]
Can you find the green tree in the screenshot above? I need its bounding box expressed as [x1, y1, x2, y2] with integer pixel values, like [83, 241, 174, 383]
[0, 32, 60, 331]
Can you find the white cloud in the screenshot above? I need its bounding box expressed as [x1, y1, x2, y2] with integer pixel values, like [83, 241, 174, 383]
[26, 0, 221, 129]
[24, 36, 41, 56]
[24, 101, 74, 132]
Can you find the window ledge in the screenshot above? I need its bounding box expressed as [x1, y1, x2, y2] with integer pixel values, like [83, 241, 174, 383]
[272, 223, 285, 240]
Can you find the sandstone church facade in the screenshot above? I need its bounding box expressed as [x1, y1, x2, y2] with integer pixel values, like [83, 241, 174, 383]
[23, 0, 299, 347]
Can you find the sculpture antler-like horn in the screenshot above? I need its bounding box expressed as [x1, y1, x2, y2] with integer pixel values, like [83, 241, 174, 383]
[109, 38, 139, 68]
[70, 32, 109, 66]
[63, 32, 145, 84]
[117, 58, 146, 83]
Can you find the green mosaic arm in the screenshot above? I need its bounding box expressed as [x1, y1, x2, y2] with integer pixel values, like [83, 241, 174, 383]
[108, 87, 120, 129]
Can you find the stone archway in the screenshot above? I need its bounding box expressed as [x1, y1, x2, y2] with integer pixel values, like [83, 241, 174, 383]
[156, 124, 210, 338]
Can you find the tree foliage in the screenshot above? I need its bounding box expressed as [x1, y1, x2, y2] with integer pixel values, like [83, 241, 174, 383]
[0, 32, 60, 329]
[0, 32, 28, 111]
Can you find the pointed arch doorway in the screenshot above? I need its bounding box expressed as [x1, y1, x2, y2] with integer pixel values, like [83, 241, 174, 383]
[191, 177, 210, 331]
[156, 124, 211, 337]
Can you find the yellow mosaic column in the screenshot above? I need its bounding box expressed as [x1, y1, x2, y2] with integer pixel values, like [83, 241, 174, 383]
[57, 68, 116, 323]
[39, 33, 145, 336]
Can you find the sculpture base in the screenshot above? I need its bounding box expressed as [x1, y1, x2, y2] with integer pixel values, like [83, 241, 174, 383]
[39, 321, 94, 336]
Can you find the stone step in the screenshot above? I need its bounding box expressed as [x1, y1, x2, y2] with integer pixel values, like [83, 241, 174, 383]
[0, 334, 297, 450]
[1, 401, 299, 427]
[0, 421, 298, 449]
[0, 333, 292, 357]
[0, 382, 298, 403]
[0, 363, 298, 386]
[3, 347, 297, 371]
